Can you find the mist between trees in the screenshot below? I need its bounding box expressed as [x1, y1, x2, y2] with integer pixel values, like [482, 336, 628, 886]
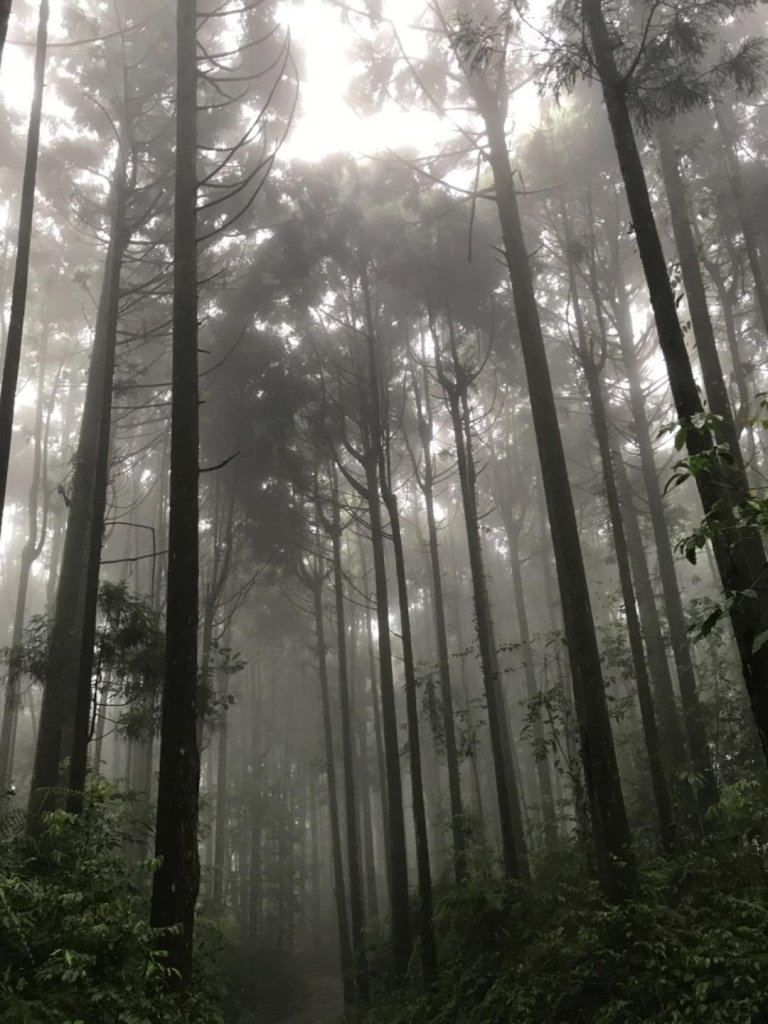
[2, 0, 768, 1022]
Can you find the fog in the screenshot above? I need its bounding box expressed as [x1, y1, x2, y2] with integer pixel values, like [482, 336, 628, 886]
[1, 1, 768, 1022]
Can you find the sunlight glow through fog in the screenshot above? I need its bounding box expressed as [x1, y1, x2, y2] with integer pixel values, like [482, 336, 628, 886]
[280, 0, 449, 160]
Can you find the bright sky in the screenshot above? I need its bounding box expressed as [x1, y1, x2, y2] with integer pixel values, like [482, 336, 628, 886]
[280, 0, 544, 161]
[279, 0, 449, 160]
[1, 0, 544, 164]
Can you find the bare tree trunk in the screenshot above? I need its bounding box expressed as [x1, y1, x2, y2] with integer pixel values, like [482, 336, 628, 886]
[0, 329, 51, 791]
[309, 573, 354, 1005]
[212, 668, 230, 910]
[328, 472, 370, 1001]
[358, 275, 435, 980]
[457, 45, 633, 898]
[584, 0, 768, 772]
[29, 151, 128, 819]
[715, 103, 768, 337]
[611, 236, 718, 812]
[150, 0, 201, 986]
[435, 317, 530, 885]
[0, 1, 10, 70]
[656, 119, 741, 456]
[498, 499, 557, 849]
[0, 0, 48, 536]
[412, 362, 467, 882]
[569, 306, 675, 847]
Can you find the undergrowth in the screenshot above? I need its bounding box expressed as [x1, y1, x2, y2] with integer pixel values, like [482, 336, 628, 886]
[362, 781, 768, 1024]
[0, 781, 223, 1024]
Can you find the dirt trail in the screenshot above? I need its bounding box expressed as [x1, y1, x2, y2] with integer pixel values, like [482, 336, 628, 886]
[273, 975, 342, 1024]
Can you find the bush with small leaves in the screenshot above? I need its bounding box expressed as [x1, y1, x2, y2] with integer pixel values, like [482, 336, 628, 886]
[0, 780, 223, 1023]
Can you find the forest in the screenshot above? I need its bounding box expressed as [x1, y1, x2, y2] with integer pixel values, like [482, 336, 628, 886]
[1, 0, 768, 1021]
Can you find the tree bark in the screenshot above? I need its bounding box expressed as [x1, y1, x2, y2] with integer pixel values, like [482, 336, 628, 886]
[0, 0, 48, 537]
[461, 55, 632, 896]
[0, 1, 11, 71]
[328, 472, 370, 1001]
[0, 328, 50, 792]
[565, 255, 675, 846]
[435, 315, 530, 885]
[583, 0, 768, 775]
[656, 119, 741, 458]
[150, 0, 201, 986]
[497, 494, 558, 849]
[310, 570, 354, 1003]
[212, 668, 230, 910]
[610, 251, 718, 811]
[714, 103, 768, 337]
[412, 363, 467, 882]
[28, 151, 128, 819]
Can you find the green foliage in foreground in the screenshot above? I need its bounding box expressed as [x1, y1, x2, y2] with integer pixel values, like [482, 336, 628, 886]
[363, 781, 768, 1024]
[0, 783, 223, 1024]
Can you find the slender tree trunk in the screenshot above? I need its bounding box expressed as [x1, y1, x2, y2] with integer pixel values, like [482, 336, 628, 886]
[356, 711, 379, 922]
[656, 119, 741, 457]
[611, 452, 689, 767]
[435, 319, 530, 885]
[328, 473, 370, 1001]
[309, 574, 354, 1004]
[611, 216, 718, 812]
[584, 0, 768, 772]
[0, 1, 10, 71]
[714, 103, 768, 337]
[28, 153, 128, 819]
[0, 0, 48, 537]
[567, 284, 675, 847]
[498, 502, 557, 848]
[0, 331, 49, 791]
[150, 0, 201, 985]
[413, 365, 467, 882]
[461, 55, 633, 898]
[359, 536, 391, 896]
[356, 278, 435, 979]
[361, 456, 413, 977]
[379, 472, 437, 980]
[212, 669, 230, 910]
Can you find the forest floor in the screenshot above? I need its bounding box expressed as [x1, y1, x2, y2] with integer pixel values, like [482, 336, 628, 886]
[273, 974, 342, 1024]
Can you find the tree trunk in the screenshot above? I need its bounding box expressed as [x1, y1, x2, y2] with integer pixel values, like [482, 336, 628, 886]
[656, 118, 741, 458]
[28, 151, 128, 819]
[212, 669, 230, 910]
[328, 473, 370, 1001]
[462, 57, 633, 899]
[413, 364, 467, 882]
[361, 456, 413, 977]
[378, 471, 437, 980]
[566, 262, 675, 846]
[435, 317, 530, 885]
[0, 1, 11, 70]
[714, 103, 768, 337]
[584, 0, 768, 776]
[610, 251, 718, 811]
[498, 499, 558, 849]
[310, 573, 354, 1004]
[150, 0, 201, 986]
[0, 329, 50, 791]
[0, 0, 48, 537]
[359, 536, 391, 898]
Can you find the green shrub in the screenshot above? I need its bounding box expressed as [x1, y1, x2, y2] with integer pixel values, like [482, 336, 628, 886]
[0, 782, 223, 1024]
[361, 784, 768, 1024]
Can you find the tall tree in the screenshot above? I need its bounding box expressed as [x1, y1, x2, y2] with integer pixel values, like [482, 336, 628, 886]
[577, 0, 768, 767]
[445, 6, 633, 899]
[149, 0, 201, 985]
[0, 0, 49, 536]
[28, 147, 129, 819]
